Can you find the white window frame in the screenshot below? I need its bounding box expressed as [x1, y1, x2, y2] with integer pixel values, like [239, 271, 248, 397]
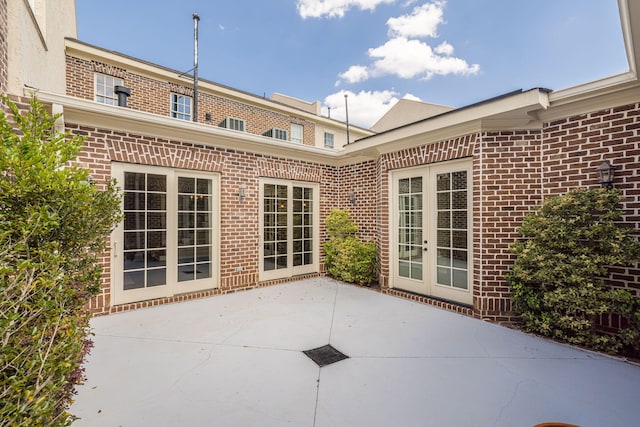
[111, 163, 220, 305]
[324, 132, 334, 148]
[95, 73, 123, 105]
[222, 117, 246, 132]
[171, 93, 193, 121]
[266, 128, 288, 141]
[259, 178, 319, 281]
[291, 124, 303, 144]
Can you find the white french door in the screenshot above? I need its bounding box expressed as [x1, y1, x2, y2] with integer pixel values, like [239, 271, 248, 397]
[112, 164, 220, 305]
[390, 159, 472, 305]
[259, 179, 319, 281]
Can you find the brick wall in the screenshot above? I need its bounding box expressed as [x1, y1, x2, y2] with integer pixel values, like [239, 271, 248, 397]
[68, 122, 335, 314]
[66, 56, 317, 146]
[476, 130, 543, 321]
[542, 102, 640, 301]
[338, 160, 378, 241]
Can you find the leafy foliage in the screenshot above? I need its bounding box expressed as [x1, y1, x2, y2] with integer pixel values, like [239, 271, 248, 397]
[323, 209, 377, 286]
[0, 97, 121, 426]
[507, 188, 640, 355]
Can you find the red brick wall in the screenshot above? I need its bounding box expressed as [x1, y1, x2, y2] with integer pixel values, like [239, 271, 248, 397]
[477, 130, 543, 321]
[66, 56, 317, 146]
[542, 103, 640, 299]
[338, 160, 378, 241]
[67, 123, 335, 314]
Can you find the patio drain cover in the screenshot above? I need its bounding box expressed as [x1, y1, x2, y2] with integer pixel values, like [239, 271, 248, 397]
[303, 344, 349, 367]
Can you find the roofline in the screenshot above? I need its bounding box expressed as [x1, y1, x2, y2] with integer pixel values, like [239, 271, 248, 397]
[64, 38, 373, 135]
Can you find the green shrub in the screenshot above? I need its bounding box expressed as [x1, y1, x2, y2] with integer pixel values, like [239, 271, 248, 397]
[0, 97, 121, 426]
[507, 188, 640, 355]
[323, 209, 377, 286]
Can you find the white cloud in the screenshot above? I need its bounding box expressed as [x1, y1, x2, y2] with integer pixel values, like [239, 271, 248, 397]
[387, 1, 445, 38]
[365, 37, 479, 80]
[297, 0, 395, 19]
[434, 41, 454, 55]
[338, 65, 370, 84]
[402, 93, 422, 101]
[334, 1, 480, 85]
[323, 89, 409, 128]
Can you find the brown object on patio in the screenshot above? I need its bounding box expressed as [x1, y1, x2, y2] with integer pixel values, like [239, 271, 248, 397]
[534, 423, 580, 427]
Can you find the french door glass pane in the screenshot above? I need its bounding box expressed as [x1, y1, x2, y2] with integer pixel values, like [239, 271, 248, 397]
[178, 176, 212, 282]
[123, 172, 167, 290]
[264, 184, 288, 271]
[293, 186, 313, 267]
[436, 171, 468, 290]
[398, 177, 422, 280]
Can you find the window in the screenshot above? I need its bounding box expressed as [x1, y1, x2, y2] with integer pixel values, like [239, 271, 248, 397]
[221, 117, 246, 132]
[291, 124, 303, 144]
[171, 93, 192, 121]
[324, 132, 334, 148]
[95, 73, 123, 105]
[112, 164, 220, 305]
[265, 128, 288, 141]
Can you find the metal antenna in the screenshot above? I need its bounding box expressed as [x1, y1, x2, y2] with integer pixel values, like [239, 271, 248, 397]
[193, 13, 200, 123]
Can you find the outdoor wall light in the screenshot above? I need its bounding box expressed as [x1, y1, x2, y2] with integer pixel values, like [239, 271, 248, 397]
[238, 185, 247, 202]
[597, 160, 615, 189]
[348, 190, 356, 205]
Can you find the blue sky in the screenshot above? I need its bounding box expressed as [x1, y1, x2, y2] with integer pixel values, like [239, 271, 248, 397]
[76, 0, 628, 128]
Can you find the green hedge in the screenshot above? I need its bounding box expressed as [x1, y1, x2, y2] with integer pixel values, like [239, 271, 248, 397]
[323, 209, 377, 286]
[0, 97, 121, 426]
[507, 188, 640, 356]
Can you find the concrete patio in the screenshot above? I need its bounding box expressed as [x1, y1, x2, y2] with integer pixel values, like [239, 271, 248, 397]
[71, 278, 640, 427]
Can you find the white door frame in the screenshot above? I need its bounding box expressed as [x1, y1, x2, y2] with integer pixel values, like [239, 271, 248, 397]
[389, 158, 473, 305]
[111, 163, 220, 305]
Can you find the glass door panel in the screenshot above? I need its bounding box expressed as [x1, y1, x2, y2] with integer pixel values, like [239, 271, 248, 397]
[263, 183, 288, 272]
[397, 177, 423, 280]
[293, 186, 313, 267]
[435, 171, 468, 290]
[123, 172, 167, 290]
[177, 176, 213, 282]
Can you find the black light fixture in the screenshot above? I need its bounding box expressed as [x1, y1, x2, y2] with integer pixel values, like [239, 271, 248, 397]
[238, 185, 247, 202]
[348, 190, 356, 205]
[596, 160, 615, 189]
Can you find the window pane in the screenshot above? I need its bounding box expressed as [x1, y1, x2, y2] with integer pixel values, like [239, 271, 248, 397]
[124, 232, 145, 250]
[147, 174, 166, 192]
[437, 173, 451, 191]
[437, 267, 451, 286]
[452, 171, 467, 190]
[147, 250, 166, 268]
[178, 212, 195, 229]
[179, 177, 195, 193]
[196, 263, 211, 280]
[125, 172, 145, 190]
[196, 246, 211, 262]
[147, 193, 166, 210]
[124, 192, 145, 210]
[453, 269, 468, 289]
[124, 271, 144, 290]
[147, 269, 166, 287]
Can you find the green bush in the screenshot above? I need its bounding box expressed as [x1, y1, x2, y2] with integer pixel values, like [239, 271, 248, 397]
[0, 97, 121, 426]
[507, 188, 640, 355]
[323, 209, 377, 286]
